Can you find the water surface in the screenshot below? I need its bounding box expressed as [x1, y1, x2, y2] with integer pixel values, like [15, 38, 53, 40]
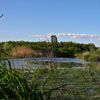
[9, 57, 86, 68]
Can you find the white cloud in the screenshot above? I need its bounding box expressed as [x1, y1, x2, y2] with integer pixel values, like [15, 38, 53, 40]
[55, 33, 100, 39]
[31, 33, 100, 41]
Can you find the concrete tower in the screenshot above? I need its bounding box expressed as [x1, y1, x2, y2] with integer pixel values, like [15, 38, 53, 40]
[51, 35, 57, 43]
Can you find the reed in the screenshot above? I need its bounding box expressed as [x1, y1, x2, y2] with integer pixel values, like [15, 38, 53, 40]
[10, 46, 32, 57]
[10, 46, 54, 58]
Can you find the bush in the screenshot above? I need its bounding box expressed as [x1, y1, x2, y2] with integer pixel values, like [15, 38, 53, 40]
[79, 49, 100, 62]
[88, 55, 100, 62]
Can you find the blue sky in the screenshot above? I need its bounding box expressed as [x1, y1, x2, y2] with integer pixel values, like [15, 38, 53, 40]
[0, 0, 100, 46]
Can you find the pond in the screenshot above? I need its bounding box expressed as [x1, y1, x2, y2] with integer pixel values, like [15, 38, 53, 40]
[8, 57, 86, 69]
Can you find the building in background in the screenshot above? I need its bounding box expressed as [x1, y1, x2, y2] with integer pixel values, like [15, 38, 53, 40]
[51, 35, 58, 43]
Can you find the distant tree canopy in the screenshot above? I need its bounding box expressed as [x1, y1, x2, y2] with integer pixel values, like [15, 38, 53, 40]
[0, 41, 97, 58]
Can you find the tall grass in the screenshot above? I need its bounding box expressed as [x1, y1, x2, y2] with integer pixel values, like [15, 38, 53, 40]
[0, 59, 100, 100]
[10, 46, 54, 58]
[0, 59, 69, 100]
[11, 46, 34, 58]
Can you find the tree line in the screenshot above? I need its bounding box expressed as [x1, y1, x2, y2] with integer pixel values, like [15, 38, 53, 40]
[0, 41, 97, 58]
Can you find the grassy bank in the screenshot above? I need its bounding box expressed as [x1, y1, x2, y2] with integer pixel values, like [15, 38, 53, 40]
[0, 59, 100, 100]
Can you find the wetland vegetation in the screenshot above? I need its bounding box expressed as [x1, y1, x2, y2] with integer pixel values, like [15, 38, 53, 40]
[0, 41, 100, 100]
[0, 41, 99, 62]
[0, 59, 100, 100]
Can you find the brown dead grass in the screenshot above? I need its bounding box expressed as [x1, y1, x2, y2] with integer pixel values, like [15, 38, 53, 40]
[10, 46, 42, 57]
[11, 46, 33, 57]
[10, 46, 54, 58]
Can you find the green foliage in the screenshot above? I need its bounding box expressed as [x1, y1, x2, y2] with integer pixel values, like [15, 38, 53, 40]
[0, 59, 100, 100]
[82, 49, 100, 62]
[0, 60, 69, 100]
[88, 55, 99, 62]
[0, 41, 96, 58]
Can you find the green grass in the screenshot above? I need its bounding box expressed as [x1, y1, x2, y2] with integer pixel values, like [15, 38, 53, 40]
[0, 59, 100, 100]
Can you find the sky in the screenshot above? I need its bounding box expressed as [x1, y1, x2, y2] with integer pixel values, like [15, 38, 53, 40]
[0, 0, 100, 46]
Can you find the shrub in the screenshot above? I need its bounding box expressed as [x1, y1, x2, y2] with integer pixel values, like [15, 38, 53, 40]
[79, 49, 100, 62]
[88, 54, 100, 62]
